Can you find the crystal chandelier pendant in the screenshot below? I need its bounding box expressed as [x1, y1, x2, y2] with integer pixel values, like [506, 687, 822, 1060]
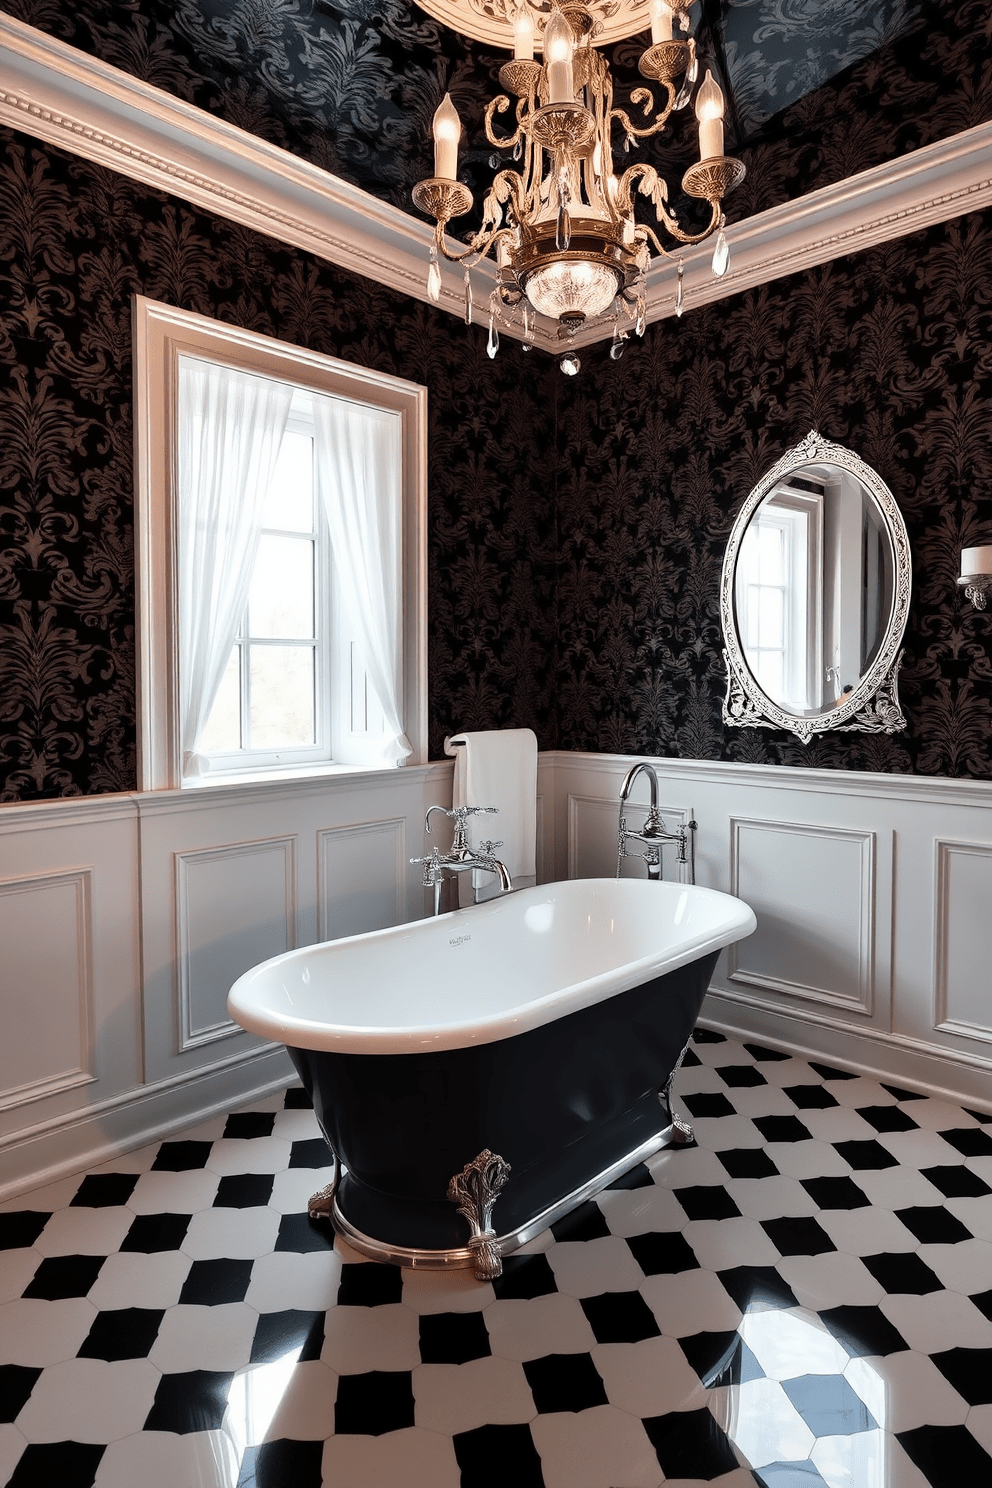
[712, 227, 729, 277]
[427, 244, 441, 303]
[559, 351, 580, 376]
[487, 312, 499, 359]
[464, 268, 473, 325]
[675, 257, 685, 318]
[610, 323, 626, 361]
[556, 208, 572, 252]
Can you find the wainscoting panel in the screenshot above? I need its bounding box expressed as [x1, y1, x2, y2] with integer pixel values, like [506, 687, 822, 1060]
[177, 836, 297, 1051]
[729, 818, 876, 1016]
[934, 838, 992, 1045]
[318, 818, 404, 942]
[0, 867, 94, 1110]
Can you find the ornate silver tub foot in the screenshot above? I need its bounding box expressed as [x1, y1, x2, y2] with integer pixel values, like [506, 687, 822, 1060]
[447, 1149, 511, 1281]
[307, 1154, 339, 1222]
[660, 1040, 696, 1147]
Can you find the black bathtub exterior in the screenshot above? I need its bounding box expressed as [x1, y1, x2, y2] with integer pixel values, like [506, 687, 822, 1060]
[288, 947, 719, 1256]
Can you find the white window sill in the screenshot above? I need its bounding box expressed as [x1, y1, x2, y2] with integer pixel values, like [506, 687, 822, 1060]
[181, 760, 401, 789]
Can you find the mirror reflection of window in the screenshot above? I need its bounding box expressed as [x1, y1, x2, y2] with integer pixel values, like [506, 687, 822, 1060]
[735, 482, 823, 713]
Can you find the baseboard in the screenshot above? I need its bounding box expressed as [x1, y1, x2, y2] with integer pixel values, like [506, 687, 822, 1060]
[0, 1044, 295, 1202]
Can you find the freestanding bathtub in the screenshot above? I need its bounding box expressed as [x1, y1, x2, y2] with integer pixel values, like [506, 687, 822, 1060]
[228, 877, 756, 1278]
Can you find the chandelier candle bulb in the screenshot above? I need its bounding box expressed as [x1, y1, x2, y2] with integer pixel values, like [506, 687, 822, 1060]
[695, 69, 725, 159]
[544, 9, 576, 104]
[432, 93, 462, 179]
[650, 0, 674, 44]
[514, 7, 535, 60]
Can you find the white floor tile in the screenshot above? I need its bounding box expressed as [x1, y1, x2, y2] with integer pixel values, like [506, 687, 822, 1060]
[724, 1085, 796, 1119]
[880, 1289, 992, 1352]
[33, 1206, 134, 1257]
[0, 1296, 97, 1365]
[815, 1206, 917, 1257]
[810, 1426, 888, 1488]
[796, 1106, 876, 1143]
[531, 1404, 661, 1488]
[874, 1348, 971, 1432]
[652, 1144, 730, 1187]
[546, 1235, 647, 1298]
[148, 1302, 258, 1372]
[723, 1175, 820, 1221]
[593, 1332, 707, 1417]
[15, 1357, 160, 1443]
[400, 1266, 494, 1314]
[182, 1205, 281, 1260]
[271, 1108, 322, 1141]
[680, 1217, 780, 1272]
[738, 1307, 851, 1381]
[268, 1167, 331, 1215]
[881, 1129, 970, 1169]
[728, 1375, 816, 1468]
[852, 1165, 944, 1210]
[244, 1250, 341, 1312]
[321, 1426, 461, 1488]
[596, 1182, 688, 1239]
[0, 1248, 43, 1304]
[769, 1140, 852, 1180]
[0, 1425, 26, 1487]
[946, 1194, 992, 1241]
[320, 1301, 421, 1373]
[88, 1250, 192, 1310]
[967, 1401, 992, 1455]
[256, 1358, 339, 1441]
[94, 1429, 239, 1488]
[205, 1137, 293, 1176]
[412, 1355, 535, 1433]
[127, 1169, 220, 1215]
[776, 1251, 883, 1310]
[0, 1175, 86, 1213]
[920, 1237, 992, 1295]
[640, 1268, 742, 1336]
[483, 1291, 597, 1361]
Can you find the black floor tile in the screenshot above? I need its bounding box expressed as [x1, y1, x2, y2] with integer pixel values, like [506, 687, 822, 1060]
[673, 1184, 742, 1221]
[930, 1346, 992, 1406]
[856, 1104, 919, 1134]
[178, 1257, 254, 1305]
[214, 1173, 275, 1208]
[643, 1406, 740, 1479]
[580, 1290, 661, 1344]
[339, 1262, 404, 1307]
[682, 1091, 737, 1118]
[22, 1254, 104, 1300]
[819, 1304, 909, 1357]
[678, 1329, 742, 1386]
[522, 1351, 608, 1412]
[761, 1216, 837, 1256]
[963, 1106, 992, 1124]
[894, 1205, 973, 1245]
[119, 1212, 192, 1252]
[288, 1138, 334, 1169]
[550, 1200, 611, 1241]
[604, 1162, 654, 1190]
[809, 1061, 858, 1081]
[897, 1423, 992, 1486]
[744, 1042, 791, 1062]
[717, 1265, 799, 1312]
[716, 1064, 768, 1087]
[250, 1309, 325, 1364]
[755, 1462, 829, 1487]
[753, 1115, 813, 1144]
[452, 1423, 543, 1487]
[70, 1174, 139, 1208]
[800, 1176, 870, 1210]
[237, 1438, 324, 1488]
[0, 1363, 42, 1422]
[782, 1372, 877, 1435]
[624, 1229, 700, 1276]
[419, 1310, 491, 1364]
[692, 1028, 727, 1044]
[681, 1046, 702, 1066]
[333, 1370, 415, 1435]
[833, 1139, 899, 1171]
[144, 1370, 235, 1433]
[77, 1307, 165, 1360]
[860, 1251, 943, 1296]
[0, 1210, 50, 1250]
[490, 1252, 558, 1300]
[273, 1212, 336, 1253]
[921, 1164, 992, 1199]
[6, 1442, 105, 1488]
[223, 1112, 276, 1139]
[784, 1084, 839, 1110]
[971, 1289, 992, 1321]
[717, 1147, 780, 1179]
[938, 1126, 992, 1158]
[283, 1085, 312, 1109]
[880, 1082, 926, 1102]
[152, 1140, 213, 1171]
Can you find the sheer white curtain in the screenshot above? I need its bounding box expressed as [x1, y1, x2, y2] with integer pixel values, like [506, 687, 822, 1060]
[178, 356, 292, 776]
[313, 394, 411, 766]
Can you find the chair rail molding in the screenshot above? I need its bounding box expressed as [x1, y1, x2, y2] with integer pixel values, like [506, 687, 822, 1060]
[3, 12, 992, 348]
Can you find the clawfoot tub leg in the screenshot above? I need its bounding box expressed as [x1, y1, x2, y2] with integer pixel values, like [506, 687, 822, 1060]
[307, 1152, 340, 1222]
[448, 1149, 512, 1281]
[660, 1039, 696, 1148]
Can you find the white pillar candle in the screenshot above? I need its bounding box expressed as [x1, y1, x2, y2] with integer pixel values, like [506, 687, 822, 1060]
[544, 9, 575, 104]
[432, 93, 461, 179]
[962, 546, 992, 577]
[649, 0, 673, 43]
[514, 7, 535, 60]
[695, 68, 725, 160]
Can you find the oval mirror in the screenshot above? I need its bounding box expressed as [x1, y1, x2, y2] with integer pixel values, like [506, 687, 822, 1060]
[721, 431, 911, 742]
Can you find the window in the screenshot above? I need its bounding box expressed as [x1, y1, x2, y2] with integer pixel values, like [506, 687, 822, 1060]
[133, 297, 427, 789]
[735, 484, 823, 713]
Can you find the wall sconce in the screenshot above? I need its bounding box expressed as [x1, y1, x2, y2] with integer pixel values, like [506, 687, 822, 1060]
[958, 546, 992, 610]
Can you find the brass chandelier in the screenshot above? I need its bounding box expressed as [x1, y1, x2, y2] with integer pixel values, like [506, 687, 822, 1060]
[412, 0, 745, 371]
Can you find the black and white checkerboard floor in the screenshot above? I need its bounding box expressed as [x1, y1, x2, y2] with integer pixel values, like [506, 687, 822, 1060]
[2, 1030, 991, 1487]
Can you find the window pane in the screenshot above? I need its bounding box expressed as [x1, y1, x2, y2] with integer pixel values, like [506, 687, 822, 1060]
[262, 429, 314, 532]
[758, 587, 784, 647]
[249, 645, 315, 748]
[249, 535, 314, 639]
[200, 646, 241, 753]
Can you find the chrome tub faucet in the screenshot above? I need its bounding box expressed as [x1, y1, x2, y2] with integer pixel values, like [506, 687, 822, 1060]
[617, 761, 696, 883]
[411, 805, 513, 916]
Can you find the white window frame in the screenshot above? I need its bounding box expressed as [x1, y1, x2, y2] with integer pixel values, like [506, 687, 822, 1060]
[133, 294, 428, 790]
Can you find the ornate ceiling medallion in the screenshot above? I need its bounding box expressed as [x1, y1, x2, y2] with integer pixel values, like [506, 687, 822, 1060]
[417, 0, 654, 49]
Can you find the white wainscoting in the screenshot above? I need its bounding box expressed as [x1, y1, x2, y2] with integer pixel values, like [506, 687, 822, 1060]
[546, 750, 992, 1110]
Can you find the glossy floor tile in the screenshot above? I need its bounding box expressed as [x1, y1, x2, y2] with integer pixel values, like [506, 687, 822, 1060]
[1, 1032, 990, 1487]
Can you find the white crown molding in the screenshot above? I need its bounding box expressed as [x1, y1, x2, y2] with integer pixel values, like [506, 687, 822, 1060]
[3, 13, 992, 351]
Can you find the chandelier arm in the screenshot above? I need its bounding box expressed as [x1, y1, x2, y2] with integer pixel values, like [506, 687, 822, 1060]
[610, 88, 675, 142]
[615, 163, 721, 245]
[434, 217, 502, 266]
[483, 95, 524, 151]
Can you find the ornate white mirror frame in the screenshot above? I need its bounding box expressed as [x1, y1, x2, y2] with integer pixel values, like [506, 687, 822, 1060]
[721, 430, 912, 743]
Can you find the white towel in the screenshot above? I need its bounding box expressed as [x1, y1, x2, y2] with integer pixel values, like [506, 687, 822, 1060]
[444, 728, 538, 903]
